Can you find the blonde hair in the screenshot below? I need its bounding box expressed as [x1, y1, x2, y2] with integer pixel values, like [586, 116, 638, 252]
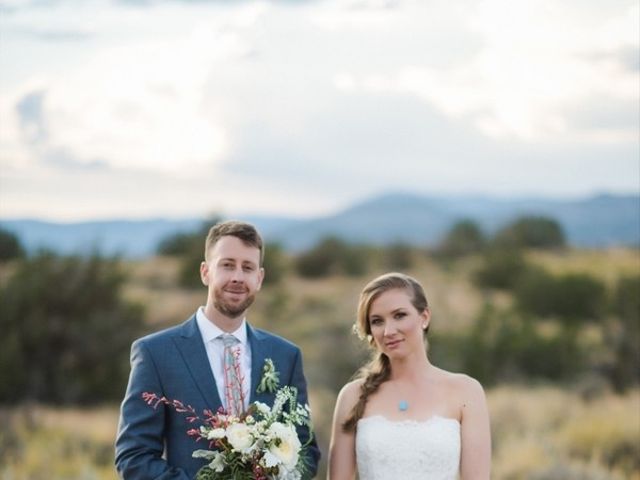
[342, 272, 429, 432]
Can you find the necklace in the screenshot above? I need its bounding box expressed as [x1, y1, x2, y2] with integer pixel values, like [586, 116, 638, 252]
[398, 400, 409, 411]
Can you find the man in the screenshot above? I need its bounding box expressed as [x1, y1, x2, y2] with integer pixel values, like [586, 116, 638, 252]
[115, 220, 320, 479]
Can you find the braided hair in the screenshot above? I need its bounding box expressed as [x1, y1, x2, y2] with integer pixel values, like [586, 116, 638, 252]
[342, 272, 429, 432]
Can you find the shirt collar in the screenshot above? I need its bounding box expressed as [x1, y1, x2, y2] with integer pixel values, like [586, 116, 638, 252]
[196, 306, 247, 345]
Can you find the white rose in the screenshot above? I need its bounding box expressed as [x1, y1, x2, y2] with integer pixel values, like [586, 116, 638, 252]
[267, 422, 301, 468]
[226, 423, 253, 452]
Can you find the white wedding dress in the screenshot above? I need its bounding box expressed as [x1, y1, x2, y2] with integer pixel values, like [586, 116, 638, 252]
[356, 415, 461, 480]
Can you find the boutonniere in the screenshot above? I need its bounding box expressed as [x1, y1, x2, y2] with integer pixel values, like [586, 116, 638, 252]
[256, 358, 280, 394]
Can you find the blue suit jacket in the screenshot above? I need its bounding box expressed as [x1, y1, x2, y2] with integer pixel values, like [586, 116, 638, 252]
[115, 315, 320, 479]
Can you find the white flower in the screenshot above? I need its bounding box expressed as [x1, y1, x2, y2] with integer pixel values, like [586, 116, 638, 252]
[254, 402, 271, 415]
[226, 423, 254, 452]
[267, 422, 301, 468]
[192, 449, 216, 460]
[206, 427, 226, 440]
[209, 451, 226, 472]
[262, 450, 281, 468]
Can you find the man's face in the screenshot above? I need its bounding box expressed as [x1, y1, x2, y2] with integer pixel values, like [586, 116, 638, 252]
[200, 235, 264, 319]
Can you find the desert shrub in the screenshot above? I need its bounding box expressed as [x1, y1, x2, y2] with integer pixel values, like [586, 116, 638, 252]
[437, 219, 486, 258]
[156, 217, 221, 289]
[606, 275, 640, 390]
[462, 306, 586, 385]
[494, 216, 566, 249]
[262, 242, 287, 286]
[0, 227, 25, 261]
[383, 242, 414, 270]
[473, 248, 528, 290]
[294, 237, 371, 278]
[0, 252, 145, 404]
[515, 271, 606, 323]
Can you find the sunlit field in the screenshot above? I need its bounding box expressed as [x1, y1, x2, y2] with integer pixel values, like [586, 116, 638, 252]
[2, 246, 638, 479]
[1, 387, 638, 480]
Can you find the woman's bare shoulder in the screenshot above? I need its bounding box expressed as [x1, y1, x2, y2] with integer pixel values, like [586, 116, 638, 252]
[338, 379, 364, 403]
[433, 367, 486, 399]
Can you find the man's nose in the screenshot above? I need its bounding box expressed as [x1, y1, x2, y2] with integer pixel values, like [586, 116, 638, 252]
[230, 267, 244, 281]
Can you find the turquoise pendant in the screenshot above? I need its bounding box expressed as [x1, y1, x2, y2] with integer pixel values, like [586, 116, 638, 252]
[398, 400, 409, 411]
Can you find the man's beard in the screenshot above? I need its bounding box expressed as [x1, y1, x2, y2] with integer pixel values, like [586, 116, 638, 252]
[214, 288, 256, 318]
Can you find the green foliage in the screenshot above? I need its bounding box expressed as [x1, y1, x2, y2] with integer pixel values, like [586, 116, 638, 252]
[462, 306, 586, 385]
[262, 242, 287, 286]
[473, 248, 528, 290]
[437, 219, 486, 258]
[156, 217, 221, 289]
[607, 275, 640, 391]
[515, 270, 606, 323]
[294, 237, 371, 278]
[0, 252, 145, 404]
[0, 227, 25, 261]
[157, 231, 201, 256]
[383, 242, 414, 271]
[494, 216, 566, 249]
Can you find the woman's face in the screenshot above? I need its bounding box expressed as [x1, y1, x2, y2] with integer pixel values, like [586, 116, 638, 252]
[367, 288, 429, 357]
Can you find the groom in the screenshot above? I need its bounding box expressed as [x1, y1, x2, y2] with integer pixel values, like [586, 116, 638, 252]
[115, 220, 320, 479]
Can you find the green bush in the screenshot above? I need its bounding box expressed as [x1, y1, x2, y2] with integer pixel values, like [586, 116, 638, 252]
[294, 237, 371, 278]
[494, 216, 566, 249]
[473, 248, 528, 290]
[606, 275, 640, 390]
[462, 306, 586, 385]
[515, 271, 606, 323]
[383, 242, 414, 271]
[0, 252, 145, 404]
[437, 219, 486, 258]
[0, 227, 25, 261]
[262, 242, 287, 286]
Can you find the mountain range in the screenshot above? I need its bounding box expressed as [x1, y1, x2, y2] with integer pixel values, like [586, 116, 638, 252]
[1, 192, 638, 257]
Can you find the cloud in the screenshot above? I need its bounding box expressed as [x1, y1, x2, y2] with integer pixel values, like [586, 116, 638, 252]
[0, 4, 267, 173]
[333, 0, 639, 142]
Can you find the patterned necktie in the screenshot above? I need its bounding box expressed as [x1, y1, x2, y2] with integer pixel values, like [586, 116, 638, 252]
[221, 334, 244, 416]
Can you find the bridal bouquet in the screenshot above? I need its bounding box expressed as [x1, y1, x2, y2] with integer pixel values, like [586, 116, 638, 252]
[142, 385, 313, 480]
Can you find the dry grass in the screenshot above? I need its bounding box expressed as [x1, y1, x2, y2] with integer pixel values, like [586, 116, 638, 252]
[1, 387, 637, 479]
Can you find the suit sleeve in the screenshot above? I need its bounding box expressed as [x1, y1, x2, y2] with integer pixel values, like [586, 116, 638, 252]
[288, 347, 321, 479]
[115, 339, 190, 480]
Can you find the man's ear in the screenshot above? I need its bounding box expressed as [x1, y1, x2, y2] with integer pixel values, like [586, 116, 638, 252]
[200, 261, 209, 286]
[257, 267, 265, 291]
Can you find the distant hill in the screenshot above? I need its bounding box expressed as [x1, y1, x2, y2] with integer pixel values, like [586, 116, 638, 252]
[1, 193, 638, 257]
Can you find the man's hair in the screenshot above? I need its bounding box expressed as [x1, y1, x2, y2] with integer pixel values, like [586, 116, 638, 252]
[204, 220, 264, 264]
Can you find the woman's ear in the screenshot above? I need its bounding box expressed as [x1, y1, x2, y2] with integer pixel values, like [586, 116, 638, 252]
[421, 308, 431, 330]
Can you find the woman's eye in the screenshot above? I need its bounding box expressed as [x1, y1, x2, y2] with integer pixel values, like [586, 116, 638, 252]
[370, 318, 383, 326]
[394, 312, 407, 319]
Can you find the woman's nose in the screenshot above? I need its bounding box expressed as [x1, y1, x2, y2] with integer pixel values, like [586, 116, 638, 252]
[383, 322, 396, 336]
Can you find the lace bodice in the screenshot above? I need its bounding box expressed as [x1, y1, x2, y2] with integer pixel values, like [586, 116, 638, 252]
[356, 415, 461, 480]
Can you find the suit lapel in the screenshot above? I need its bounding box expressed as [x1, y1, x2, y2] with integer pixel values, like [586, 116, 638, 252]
[173, 315, 223, 411]
[248, 323, 273, 404]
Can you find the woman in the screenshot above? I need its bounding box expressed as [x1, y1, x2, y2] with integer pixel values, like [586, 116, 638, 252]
[328, 273, 491, 480]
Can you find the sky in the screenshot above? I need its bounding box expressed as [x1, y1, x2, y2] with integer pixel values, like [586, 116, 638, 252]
[0, 0, 638, 221]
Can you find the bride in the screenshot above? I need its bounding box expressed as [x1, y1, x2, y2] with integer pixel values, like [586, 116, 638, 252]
[328, 273, 491, 480]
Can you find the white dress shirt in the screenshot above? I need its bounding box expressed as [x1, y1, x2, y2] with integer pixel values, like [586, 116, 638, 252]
[196, 307, 252, 411]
